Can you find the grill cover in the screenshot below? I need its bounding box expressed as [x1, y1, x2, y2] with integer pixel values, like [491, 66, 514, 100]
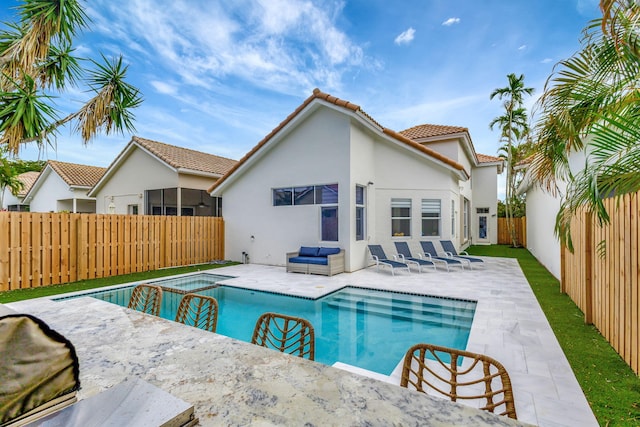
[0, 314, 80, 426]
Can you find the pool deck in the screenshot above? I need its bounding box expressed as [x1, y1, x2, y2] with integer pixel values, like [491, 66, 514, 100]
[8, 257, 597, 426]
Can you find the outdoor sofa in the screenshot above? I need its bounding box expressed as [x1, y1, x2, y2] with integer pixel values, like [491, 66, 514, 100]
[286, 246, 345, 276]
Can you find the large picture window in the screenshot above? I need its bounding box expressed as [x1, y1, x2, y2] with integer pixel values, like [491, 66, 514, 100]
[355, 185, 365, 241]
[391, 198, 411, 237]
[321, 206, 338, 241]
[421, 199, 441, 237]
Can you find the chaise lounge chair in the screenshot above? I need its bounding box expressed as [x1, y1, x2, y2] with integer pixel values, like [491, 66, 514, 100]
[439, 240, 485, 269]
[394, 242, 436, 273]
[419, 241, 465, 272]
[368, 245, 411, 275]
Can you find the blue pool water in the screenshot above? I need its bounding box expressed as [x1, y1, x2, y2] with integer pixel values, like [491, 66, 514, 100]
[61, 274, 476, 375]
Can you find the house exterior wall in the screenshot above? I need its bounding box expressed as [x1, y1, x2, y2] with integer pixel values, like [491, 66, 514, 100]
[418, 139, 459, 162]
[525, 184, 562, 279]
[27, 172, 94, 213]
[523, 149, 586, 280]
[178, 174, 217, 190]
[371, 136, 461, 262]
[223, 107, 352, 268]
[472, 165, 499, 244]
[94, 148, 177, 214]
[2, 189, 21, 209]
[219, 103, 497, 272]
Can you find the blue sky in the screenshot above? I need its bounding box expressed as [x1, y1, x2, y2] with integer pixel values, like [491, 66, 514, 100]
[2, 0, 600, 197]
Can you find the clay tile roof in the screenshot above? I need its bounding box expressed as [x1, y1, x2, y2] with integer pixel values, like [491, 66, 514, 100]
[48, 161, 106, 188]
[15, 171, 40, 197]
[476, 153, 502, 163]
[133, 136, 237, 175]
[399, 124, 468, 140]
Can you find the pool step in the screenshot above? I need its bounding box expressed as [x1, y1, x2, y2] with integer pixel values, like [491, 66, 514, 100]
[324, 288, 475, 316]
[322, 289, 475, 328]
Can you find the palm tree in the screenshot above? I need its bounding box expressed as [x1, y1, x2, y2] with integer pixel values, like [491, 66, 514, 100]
[0, 0, 142, 154]
[0, 153, 23, 208]
[490, 74, 534, 247]
[531, 0, 640, 250]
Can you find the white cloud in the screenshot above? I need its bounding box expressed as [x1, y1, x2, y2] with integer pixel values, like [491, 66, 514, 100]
[394, 28, 416, 45]
[541, 57, 553, 63]
[150, 81, 177, 95]
[87, 0, 366, 95]
[442, 17, 460, 26]
[518, 44, 527, 50]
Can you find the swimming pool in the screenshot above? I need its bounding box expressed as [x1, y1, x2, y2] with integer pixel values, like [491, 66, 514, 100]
[61, 274, 476, 375]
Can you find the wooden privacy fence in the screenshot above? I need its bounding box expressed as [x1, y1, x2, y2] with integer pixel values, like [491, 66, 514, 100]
[561, 193, 639, 374]
[0, 212, 224, 291]
[497, 217, 527, 246]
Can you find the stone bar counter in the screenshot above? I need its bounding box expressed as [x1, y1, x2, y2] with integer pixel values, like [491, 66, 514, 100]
[9, 297, 532, 426]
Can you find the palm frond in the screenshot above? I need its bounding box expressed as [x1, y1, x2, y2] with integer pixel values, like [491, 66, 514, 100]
[0, 73, 57, 154]
[75, 54, 142, 143]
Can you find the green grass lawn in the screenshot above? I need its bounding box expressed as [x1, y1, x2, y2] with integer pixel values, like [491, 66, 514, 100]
[467, 245, 640, 426]
[0, 262, 238, 303]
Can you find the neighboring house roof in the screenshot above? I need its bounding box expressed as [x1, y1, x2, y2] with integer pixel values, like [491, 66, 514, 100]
[476, 153, 501, 163]
[209, 89, 471, 194]
[400, 124, 468, 140]
[14, 171, 40, 198]
[23, 161, 106, 202]
[89, 136, 238, 196]
[48, 160, 106, 188]
[476, 153, 504, 174]
[133, 136, 237, 176]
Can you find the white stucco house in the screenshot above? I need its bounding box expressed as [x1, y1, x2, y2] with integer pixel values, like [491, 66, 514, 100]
[517, 149, 587, 280]
[1, 171, 39, 211]
[88, 136, 237, 216]
[209, 89, 503, 272]
[22, 161, 105, 213]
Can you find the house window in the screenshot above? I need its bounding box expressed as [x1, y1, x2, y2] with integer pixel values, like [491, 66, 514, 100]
[421, 199, 441, 237]
[355, 185, 365, 241]
[477, 207, 490, 214]
[463, 198, 470, 240]
[391, 198, 411, 237]
[451, 200, 455, 237]
[273, 183, 338, 206]
[315, 184, 339, 204]
[273, 188, 293, 206]
[128, 204, 139, 215]
[321, 206, 338, 241]
[294, 186, 315, 205]
[7, 204, 29, 212]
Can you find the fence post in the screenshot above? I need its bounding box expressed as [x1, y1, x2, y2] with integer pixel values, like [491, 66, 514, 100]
[584, 211, 593, 325]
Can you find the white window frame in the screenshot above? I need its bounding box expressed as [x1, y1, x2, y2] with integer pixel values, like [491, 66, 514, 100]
[421, 199, 441, 237]
[355, 185, 366, 241]
[391, 198, 411, 237]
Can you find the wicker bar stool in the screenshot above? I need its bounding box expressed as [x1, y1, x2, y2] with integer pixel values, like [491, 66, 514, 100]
[400, 343, 517, 420]
[127, 284, 163, 316]
[251, 312, 315, 360]
[175, 293, 219, 332]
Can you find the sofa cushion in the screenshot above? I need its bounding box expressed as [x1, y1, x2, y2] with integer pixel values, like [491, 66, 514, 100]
[299, 246, 320, 257]
[318, 247, 341, 257]
[289, 256, 328, 265]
